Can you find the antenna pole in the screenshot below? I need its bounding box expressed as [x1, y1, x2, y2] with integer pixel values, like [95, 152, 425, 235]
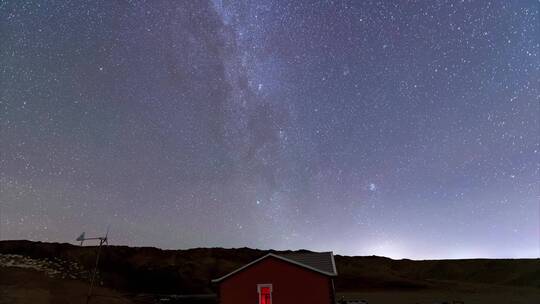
[77, 228, 109, 304]
[86, 237, 105, 304]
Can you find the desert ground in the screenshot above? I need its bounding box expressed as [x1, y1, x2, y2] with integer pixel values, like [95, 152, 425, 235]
[1, 241, 539, 304]
[338, 285, 540, 304]
[0, 267, 132, 304]
[2, 266, 539, 304]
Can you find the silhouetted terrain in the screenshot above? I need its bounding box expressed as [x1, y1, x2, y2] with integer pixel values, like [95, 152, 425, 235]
[1, 240, 539, 303]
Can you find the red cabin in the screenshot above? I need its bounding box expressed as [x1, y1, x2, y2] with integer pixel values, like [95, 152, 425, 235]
[212, 252, 338, 304]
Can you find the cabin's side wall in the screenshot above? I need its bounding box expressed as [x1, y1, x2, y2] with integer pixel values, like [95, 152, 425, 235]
[219, 257, 332, 304]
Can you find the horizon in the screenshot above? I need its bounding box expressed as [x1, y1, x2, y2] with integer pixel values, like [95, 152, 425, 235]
[1, 1, 539, 261]
[1, 238, 538, 261]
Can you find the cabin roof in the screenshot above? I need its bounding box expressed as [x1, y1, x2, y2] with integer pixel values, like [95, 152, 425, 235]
[211, 251, 337, 283]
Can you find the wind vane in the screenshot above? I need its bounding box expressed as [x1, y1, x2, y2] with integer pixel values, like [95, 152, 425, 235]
[75, 226, 110, 304]
[76, 227, 109, 247]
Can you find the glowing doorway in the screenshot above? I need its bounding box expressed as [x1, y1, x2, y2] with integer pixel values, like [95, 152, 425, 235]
[257, 284, 272, 304]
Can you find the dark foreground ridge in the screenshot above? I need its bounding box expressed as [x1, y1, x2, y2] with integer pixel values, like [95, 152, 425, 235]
[1, 240, 539, 296]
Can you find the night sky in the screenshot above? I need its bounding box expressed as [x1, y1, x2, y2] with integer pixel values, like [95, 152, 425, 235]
[1, 1, 539, 259]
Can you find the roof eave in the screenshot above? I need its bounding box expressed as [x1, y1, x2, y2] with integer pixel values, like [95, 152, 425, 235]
[211, 253, 337, 283]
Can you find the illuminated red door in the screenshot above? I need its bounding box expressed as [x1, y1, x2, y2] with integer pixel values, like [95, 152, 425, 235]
[259, 286, 271, 304]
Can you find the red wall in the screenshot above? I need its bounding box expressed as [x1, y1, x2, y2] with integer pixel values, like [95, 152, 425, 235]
[218, 256, 334, 304]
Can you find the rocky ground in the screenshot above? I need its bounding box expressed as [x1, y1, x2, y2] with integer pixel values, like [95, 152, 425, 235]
[0, 253, 90, 280]
[0, 265, 132, 304]
[0, 253, 214, 303]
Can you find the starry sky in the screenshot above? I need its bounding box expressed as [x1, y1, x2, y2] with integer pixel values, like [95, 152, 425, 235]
[1, 1, 539, 259]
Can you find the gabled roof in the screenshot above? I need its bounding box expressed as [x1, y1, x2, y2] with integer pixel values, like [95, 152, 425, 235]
[278, 252, 337, 275]
[212, 252, 337, 283]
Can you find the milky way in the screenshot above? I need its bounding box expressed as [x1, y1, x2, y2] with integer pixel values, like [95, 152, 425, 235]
[1, 1, 538, 259]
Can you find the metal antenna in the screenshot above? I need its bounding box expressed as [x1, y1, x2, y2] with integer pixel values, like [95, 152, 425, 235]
[104, 225, 110, 245]
[75, 226, 110, 304]
[76, 232, 86, 246]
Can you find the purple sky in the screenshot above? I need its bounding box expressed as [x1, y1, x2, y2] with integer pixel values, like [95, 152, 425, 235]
[1, 0, 538, 259]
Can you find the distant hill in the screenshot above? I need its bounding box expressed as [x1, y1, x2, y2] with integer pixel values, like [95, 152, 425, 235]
[1, 240, 538, 296]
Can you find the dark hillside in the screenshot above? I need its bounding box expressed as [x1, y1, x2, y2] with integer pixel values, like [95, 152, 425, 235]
[334, 255, 540, 291]
[1, 240, 538, 296]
